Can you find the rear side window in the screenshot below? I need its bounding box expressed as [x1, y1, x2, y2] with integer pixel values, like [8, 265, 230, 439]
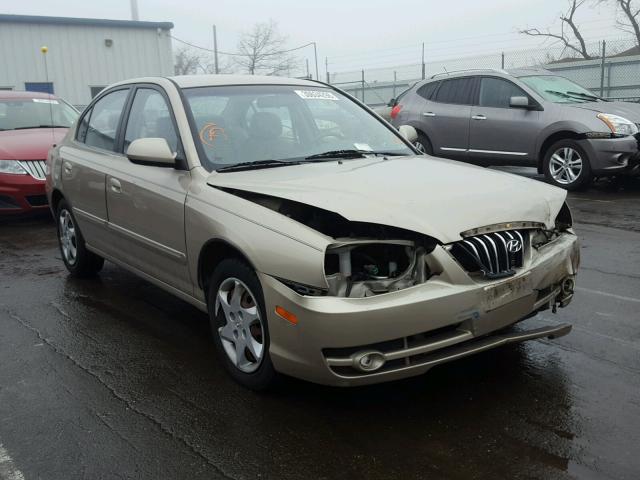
[479, 77, 527, 108]
[83, 89, 129, 151]
[124, 88, 179, 153]
[433, 78, 475, 105]
[416, 81, 439, 100]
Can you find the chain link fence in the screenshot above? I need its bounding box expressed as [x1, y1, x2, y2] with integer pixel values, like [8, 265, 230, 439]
[328, 39, 640, 106]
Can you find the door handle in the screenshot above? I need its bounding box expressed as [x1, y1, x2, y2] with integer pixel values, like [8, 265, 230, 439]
[472, 114, 487, 120]
[109, 178, 122, 194]
[422, 112, 436, 117]
[63, 163, 72, 175]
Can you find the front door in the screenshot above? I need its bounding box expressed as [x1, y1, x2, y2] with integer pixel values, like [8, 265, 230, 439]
[468, 77, 540, 165]
[105, 86, 192, 293]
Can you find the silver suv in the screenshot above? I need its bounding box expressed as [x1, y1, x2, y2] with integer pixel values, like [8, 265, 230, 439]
[390, 68, 640, 190]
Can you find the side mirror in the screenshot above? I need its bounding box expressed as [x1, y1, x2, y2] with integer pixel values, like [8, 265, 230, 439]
[387, 97, 396, 107]
[509, 96, 531, 109]
[398, 125, 418, 144]
[126, 138, 177, 166]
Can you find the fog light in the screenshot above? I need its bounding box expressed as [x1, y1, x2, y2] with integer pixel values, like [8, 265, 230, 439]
[352, 351, 386, 372]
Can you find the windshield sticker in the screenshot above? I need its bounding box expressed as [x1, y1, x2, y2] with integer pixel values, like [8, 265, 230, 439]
[33, 98, 59, 104]
[199, 123, 228, 147]
[294, 90, 339, 101]
[354, 143, 373, 151]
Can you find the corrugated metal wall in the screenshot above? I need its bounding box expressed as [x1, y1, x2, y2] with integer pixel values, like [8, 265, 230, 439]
[0, 21, 173, 107]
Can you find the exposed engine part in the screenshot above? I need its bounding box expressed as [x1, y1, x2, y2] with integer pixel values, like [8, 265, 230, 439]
[324, 241, 430, 298]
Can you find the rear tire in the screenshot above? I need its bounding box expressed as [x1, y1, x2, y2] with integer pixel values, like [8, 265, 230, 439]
[543, 139, 592, 190]
[56, 199, 104, 277]
[414, 133, 434, 156]
[207, 258, 277, 391]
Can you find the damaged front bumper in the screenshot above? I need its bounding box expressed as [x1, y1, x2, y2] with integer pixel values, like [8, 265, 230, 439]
[260, 232, 579, 386]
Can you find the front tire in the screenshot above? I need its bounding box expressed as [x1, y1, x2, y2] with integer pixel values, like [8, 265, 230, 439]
[207, 259, 277, 390]
[414, 132, 434, 156]
[56, 200, 104, 277]
[543, 139, 592, 190]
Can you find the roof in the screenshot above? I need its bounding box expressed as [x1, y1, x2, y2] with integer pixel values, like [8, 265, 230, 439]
[0, 91, 57, 100]
[169, 74, 321, 88]
[0, 13, 173, 30]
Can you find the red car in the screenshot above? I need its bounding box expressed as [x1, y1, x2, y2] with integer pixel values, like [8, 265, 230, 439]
[0, 91, 78, 215]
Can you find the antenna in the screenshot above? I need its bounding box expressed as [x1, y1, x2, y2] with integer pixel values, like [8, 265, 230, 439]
[40, 46, 56, 146]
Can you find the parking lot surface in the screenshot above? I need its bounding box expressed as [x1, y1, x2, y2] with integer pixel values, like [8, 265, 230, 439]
[1, 171, 639, 480]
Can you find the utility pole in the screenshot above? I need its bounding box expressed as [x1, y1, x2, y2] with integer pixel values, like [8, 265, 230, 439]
[313, 42, 319, 81]
[325, 57, 329, 83]
[212, 25, 219, 74]
[421, 42, 425, 80]
[130, 0, 139, 20]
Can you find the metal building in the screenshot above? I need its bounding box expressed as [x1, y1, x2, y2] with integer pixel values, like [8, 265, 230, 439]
[0, 14, 174, 108]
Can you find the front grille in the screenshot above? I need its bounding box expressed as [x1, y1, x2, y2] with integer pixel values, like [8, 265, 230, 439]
[450, 230, 528, 278]
[19, 160, 47, 180]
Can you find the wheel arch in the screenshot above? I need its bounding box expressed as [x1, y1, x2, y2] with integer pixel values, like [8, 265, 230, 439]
[50, 188, 65, 214]
[198, 238, 257, 301]
[537, 130, 582, 173]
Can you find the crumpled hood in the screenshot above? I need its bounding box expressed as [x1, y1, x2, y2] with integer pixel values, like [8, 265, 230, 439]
[207, 156, 567, 243]
[571, 101, 640, 123]
[0, 128, 67, 160]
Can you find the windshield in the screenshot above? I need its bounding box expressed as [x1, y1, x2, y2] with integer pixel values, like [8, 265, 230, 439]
[182, 84, 414, 171]
[519, 75, 602, 103]
[0, 98, 79, 130]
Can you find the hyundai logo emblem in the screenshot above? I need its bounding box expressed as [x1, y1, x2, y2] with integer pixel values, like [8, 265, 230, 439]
[506, 239, 522, 253]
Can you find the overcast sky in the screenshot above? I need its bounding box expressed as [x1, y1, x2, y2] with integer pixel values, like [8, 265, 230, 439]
[3, 0, 626, 74]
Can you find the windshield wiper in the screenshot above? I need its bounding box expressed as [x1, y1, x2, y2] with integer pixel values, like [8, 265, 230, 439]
[304, 149, 405, 161]
[566, 91, 607, 102]
[216, 159, 301, 172]
[12, 125, 68, 130]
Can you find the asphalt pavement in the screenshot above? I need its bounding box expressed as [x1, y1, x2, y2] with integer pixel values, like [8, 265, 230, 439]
[1, 170, 639, 480]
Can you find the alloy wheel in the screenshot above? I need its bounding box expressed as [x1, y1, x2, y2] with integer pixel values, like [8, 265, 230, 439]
[414, 141, 427, 154]
[215, 277, 265, 373]
[549, 147, 583, 185]
[59, 209, 78, 266]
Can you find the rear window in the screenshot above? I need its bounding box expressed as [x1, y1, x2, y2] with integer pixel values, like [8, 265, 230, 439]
[433, 78, 475, 105]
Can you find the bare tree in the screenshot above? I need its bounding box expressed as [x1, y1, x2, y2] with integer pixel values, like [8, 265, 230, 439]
[520, 0, 594, 59]
[612, 0, 640, 46]
[174, 46, 205, 75]
[234, 20, 297, 75]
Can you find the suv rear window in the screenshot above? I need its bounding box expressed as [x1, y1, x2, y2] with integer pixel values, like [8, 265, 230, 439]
[416, 81, 439, 100]
[433, 78, 475, 105]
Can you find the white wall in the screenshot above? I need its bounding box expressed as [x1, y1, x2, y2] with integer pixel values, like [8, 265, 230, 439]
[0, 22, 173, 107]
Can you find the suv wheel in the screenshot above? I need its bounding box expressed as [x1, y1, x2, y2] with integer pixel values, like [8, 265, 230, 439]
[543, 139, 592, 190]
[207, 259, 277, 390]
[56, 200, 104, 276]
[414, 133, 433, 156]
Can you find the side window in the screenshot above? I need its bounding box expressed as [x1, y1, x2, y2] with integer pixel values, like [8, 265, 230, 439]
[84, 89, 129, 151]
[433, 78, 475, 105]
[479, 78, 527, 108]
[416, 81, 439, 100]
[124, 88, 179, 153]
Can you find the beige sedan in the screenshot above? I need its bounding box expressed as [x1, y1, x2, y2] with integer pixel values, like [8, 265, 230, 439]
[46, 75, 579, 389]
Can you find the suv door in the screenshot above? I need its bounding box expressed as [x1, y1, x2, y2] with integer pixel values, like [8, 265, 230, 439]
[61, 87, 130, 254]
[106, 85, 192, 293]
[468, 77, 541, 165]
[417, 77, 476, 158]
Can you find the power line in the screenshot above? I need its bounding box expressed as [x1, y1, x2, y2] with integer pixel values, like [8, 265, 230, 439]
[170, 34, 315, 58]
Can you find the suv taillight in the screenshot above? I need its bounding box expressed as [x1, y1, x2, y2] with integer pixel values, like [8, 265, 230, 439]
[390, 104, 402, 120]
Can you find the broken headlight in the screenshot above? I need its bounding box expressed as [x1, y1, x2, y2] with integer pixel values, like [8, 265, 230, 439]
[531, 202, 574, 248]
[555, 202, 573, 231]
[323, 240, 430, 298]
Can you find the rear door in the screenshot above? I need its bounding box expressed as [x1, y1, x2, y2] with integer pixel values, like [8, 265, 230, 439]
[468, 77, 541, 165]
[60, 87, 130, 254]
[419, 77, 477, 158]
[105, 85, 192, 293]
